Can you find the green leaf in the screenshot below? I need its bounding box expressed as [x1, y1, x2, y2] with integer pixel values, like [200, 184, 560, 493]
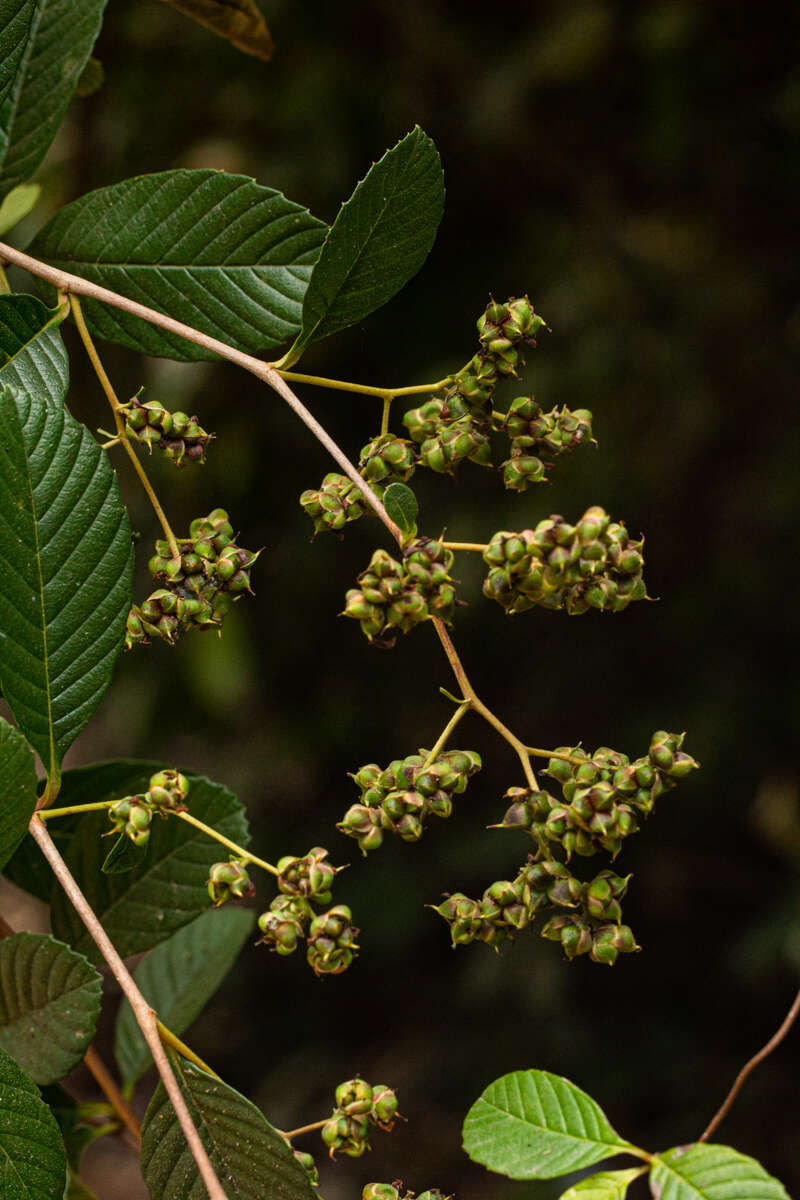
[0, 181, 40, 235]
[0, 294, 69, 403]
[0, 1, 34, 110]
[0, 715, 37, 871]
[462, 1070, 634, 1180]
[0, 385, 133, 787]
[100, 832, 145, 874]
[141, 1054, 316, 1200]
[0, 0, 107, 203]
[286, 126, 444, 363]
[383, 482, 418, 537]
[0, 933, 102, 1085]
[49, 762, 249, 964]
[649, 1144, 790, 1199]
[161, 0, 274, 61]
[29, 169, 327, 361]
[0, 1045, 67, 1198]
[560, 1167, 644, 1198]
[114, 905, 255, 1087]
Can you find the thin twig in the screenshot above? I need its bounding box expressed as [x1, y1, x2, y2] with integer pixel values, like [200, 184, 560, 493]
[83, 1046, 142, 1147]
[698, 986, 800, 1143]
[69, 295, 180, 559]
[28, 814, 229, 1200]
[276, 1117, 328, 1140]
[174, 810, 278, 875]
[0, 241, 399, 543]
[432, 619, 538, 788]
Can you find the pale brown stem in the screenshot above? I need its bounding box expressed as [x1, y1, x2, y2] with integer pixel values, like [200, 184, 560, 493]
[84, 1045, 142, 1147]
[432, 619, 538, 788]
[28, 814, 229, 1200]
[698, 986, 800, 1143]
[0, 241, 399, 543]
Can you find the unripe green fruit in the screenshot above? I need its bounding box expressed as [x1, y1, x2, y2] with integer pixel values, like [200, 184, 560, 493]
[362, 1186, 399, 1200]
[336, 1078, 374, 1114]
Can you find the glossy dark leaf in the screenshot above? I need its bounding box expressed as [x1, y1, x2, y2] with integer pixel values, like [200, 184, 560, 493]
[30, 170, 326, 360]
[0, 1045, 66, 1198]
[141, 1054, 316, 1200]
[0, 386, 133, 787]
[286, 126, 444, 362]
[0, 0, 107, 202]
[0, 934, 102, 1084]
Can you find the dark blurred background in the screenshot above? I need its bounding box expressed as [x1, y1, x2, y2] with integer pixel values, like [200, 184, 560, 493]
[4, 1, 800, 1196]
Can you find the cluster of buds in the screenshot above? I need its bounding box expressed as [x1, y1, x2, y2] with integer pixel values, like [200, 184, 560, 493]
[500, 397, 595, 492]
[119, 391, 211, 466]
[343, 538, 457, 646]
[207, 859, 254, 906]
[482, 506, 647, 616]
[338, 749, 482, 853]
[321, 1079, 399, 1159]
[256, 848, 357, 975]
[124, 509, 259, 648]
[300, 472, 369, 536]
[363, 1188, 451, 1200]
[106, 769, 189, 848]
[433, 861, 639, 965]
[401, 297, 546, 479]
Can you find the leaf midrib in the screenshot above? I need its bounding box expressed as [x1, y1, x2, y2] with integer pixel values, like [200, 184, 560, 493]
[478, 1097, 629, 1151]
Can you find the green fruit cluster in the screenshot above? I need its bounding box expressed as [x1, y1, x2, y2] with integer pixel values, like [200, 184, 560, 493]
[482, 506, 647, 615]
[433, 864, 638, 964]
[300, 436, 416, 536]
[120, 392, 211, 466]
[300, 472, 369, 535]
[321, 1079, 399, 1158]
[402, 296, 545, 478]
[106, 769, 189, 847]
[276, 846, 339, 904]
[207, 859, 254, 906]
[435, 733, 698, 963]
[359, 433, 416, 485]
[500, 397, 594, 492]
[338, 749, 482, 853]
[363, 1186, 451, 1200]
[343, 538, 457, 646]
[257, 849, 356, 975]
[125, 509, 259, 648]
